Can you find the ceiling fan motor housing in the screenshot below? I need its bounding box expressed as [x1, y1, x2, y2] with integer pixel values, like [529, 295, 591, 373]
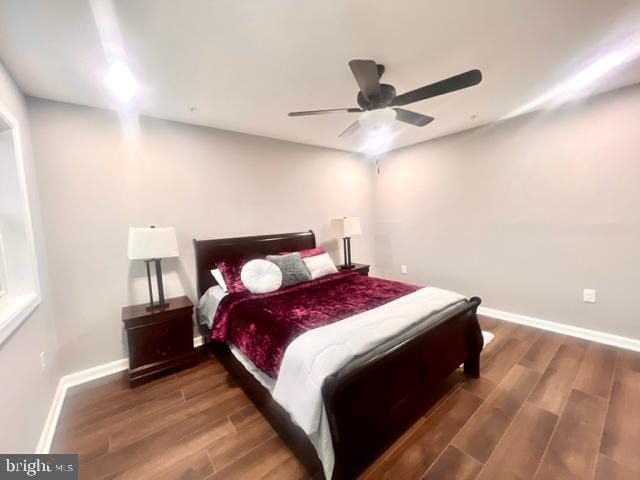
[357, 83, 396, 110]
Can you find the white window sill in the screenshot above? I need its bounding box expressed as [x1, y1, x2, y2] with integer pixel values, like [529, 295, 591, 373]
[0, 293, 41, 345]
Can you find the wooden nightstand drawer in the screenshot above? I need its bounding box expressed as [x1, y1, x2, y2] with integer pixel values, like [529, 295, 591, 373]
[122, 296, 197, 387]
[127, 316, 193, 369]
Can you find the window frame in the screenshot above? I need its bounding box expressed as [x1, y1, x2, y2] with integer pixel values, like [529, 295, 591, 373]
[0, 99, 41, 344]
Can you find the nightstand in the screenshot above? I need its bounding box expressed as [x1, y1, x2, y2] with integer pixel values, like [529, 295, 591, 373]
[337, 263, 370, 276]
[122, 295, 197, 387]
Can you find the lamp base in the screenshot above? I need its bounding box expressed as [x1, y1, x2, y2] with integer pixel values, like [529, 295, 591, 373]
[339, 264, 355, 270]
[144, 258, 169, 312]
[342, 237, 353, 271]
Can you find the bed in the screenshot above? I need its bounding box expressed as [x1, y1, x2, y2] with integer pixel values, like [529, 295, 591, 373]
[194, 230, 483, 479]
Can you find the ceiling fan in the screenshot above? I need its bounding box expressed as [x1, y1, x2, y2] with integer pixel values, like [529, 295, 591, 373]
[288, 60, 482, 137]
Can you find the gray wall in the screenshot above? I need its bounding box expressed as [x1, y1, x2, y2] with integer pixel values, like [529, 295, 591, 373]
[0, 62, 59, 452]
[27, 98, 376, 375]
[375, 84, 640, 340]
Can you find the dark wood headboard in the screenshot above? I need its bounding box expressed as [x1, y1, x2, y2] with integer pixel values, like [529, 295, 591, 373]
[193, 230, 316, 297]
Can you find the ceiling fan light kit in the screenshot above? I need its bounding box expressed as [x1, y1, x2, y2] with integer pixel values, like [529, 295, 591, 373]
[359, 109, 396, 130]
[288, 59, 483, 139]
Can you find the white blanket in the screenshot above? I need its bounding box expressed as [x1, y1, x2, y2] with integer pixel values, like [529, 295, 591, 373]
[197, 285, 227, 329]
[272, 286, 466, 478]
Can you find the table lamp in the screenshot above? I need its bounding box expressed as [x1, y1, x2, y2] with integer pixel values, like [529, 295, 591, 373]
[335, 217, 362, 269]
[127, 226, 179, 310]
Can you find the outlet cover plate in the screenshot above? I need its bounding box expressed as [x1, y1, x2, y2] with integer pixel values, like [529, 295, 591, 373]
[583, 289, 596, 303]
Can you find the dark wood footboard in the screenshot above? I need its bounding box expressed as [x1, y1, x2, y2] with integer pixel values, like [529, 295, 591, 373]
[323, 296, 483, 479]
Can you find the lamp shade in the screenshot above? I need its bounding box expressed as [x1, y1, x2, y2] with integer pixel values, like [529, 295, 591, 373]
[334, 217, 362, 237]
[127, 227, 179, 260]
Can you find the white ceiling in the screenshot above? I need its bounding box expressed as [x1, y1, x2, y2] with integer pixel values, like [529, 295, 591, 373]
[1, 0, 640, 153]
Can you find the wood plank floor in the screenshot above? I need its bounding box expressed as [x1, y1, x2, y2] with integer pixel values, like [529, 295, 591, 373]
[52, 317, 640, 479]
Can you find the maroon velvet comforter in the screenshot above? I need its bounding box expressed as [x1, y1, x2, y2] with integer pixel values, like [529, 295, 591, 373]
[210, 272, 419, 378]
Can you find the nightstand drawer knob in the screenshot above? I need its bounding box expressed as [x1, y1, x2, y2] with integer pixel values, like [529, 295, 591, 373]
[158, 346, 172, 357]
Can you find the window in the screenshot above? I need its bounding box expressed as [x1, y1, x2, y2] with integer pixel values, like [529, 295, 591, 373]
[0, 102, 41, 344]
[0, 231, 6, 299]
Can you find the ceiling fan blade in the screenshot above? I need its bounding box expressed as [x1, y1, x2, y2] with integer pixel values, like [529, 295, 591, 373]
[393, 108, 434, 127]
[288, 107, 363, 117]
[349, 59, 382, 101]
[392, 69, 482, 107]
[338, 120, 360, 137]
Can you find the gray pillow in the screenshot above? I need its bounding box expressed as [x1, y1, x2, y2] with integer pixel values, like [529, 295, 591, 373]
[266, 252, 312, 287]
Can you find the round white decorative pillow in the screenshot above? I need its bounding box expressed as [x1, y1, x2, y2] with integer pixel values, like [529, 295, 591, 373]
[240, 259, 283, 294]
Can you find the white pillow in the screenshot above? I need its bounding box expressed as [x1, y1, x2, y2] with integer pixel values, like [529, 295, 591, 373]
[303, 252, 338, 280]
[210, 268, 228, 292]
[240, 259, 283, 294]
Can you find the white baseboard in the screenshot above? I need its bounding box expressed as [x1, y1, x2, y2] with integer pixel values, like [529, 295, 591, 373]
[35, 378, 66, 454]
[36, 335, 205, 454]
[478, 306, 640, 352]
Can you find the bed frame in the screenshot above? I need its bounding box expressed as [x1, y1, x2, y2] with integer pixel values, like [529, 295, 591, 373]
[193, 230, 483, 479]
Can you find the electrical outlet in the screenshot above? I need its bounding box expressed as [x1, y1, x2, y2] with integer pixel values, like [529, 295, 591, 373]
[40, 352, 46, 369]
[583, 289, 596, 304]
[401, 265, 407, 275]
